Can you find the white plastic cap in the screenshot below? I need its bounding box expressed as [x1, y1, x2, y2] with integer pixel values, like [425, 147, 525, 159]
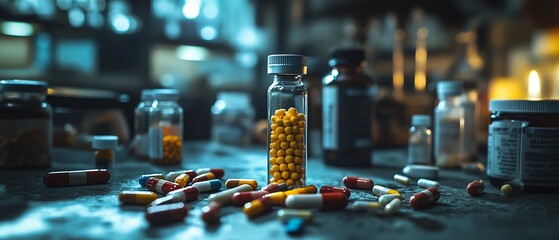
[153, 89, 179, 101]
[437, 81, 463, 97]
[412, 115, 431, 126]
[92, 135, 118, 149]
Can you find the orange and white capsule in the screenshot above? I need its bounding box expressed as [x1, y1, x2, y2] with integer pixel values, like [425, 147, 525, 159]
[146, 177, 183, 194]
[118, 191, 158, 205]
[372, 185, 400, 196]
[409, 187, 440, 209]
[191, 172, 217, 184]
[174, 173, 191, 187]
[43, 169, 110, 187]
[196, 168, 225, 178]
[166, 170, 197, 181]
[231, 191, 269, 207]
[285, 193, 348, 210]
[225, 179, 258, 190]
[342, 176, 374, 190]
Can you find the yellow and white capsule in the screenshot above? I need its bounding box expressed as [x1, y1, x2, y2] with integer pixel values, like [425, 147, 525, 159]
[118, 191, 158, 205]
[225, 179, 258, 190]
[393, 174, 411, 185]
[174, 173, 190, 187]
[384, 198, 401, 214]
[379, 194, 403, 206]
[351, 201, 383, 213]
[372, 185, 400, 196]
[277, 209, 313, 222]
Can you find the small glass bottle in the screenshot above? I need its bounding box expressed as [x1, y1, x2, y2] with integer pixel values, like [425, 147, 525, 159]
[407, 114, 432, 165]
[0, 80, 52, 169]
[131, 89, 155, 159]
[211, 92, 255, 146]
[92, 135, 118, 168]
[149, 89, 183, 165]
[322, 48, 376, 166]
[434, 81, 464, 168]
[266, 54, 308, 187]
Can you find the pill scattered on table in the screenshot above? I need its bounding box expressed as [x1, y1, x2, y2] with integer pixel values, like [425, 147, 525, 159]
[384, 198, 401, 214]
[192, 179, 222, 193]
[393, 174, 411, 185]
[402, 165, 439, 179]
[285, 193, 348, 210]
[372, 185, 400, 196]
[43, 169, 111, 187]
[285, 218, 305, 235]
[225, 179, 258, 190]
[351, 201, 383, 213]
[201, 202, 221, 224]
[342, 176, 374, 190]
[409, 187, 440, 210]
[174, 173, 191, 187]
[417, 178, 440, 189]
[165, 170, 197, 181]
[232, 191, 269, 207]
[196, 168, 225, 178]
[145, 202, 189, 225]
[146, 177, 183, 195]
[319, 186, 350, 198]
[379, 194, 403, 206]
[277, 209, 313, 223]
[466, 179, 484, 197]
[244, 197, 274, 218]
[261, 182, 287, 193]
[118, 191, 158, 205]
[138, 173, 164, 187]
[192, 172, 217, 184]
[208, 184, 253, 205]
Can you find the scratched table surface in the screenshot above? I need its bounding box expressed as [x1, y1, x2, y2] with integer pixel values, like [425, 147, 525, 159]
[0, 141, 557, 240]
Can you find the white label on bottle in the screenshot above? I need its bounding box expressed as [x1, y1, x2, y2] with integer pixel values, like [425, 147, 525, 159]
[487, 120, 523, 179]
[435, 117, 462, 167]
[148, 127, 163, 159]
[521, 127, 559, 181]
[323, 86, 338, 150]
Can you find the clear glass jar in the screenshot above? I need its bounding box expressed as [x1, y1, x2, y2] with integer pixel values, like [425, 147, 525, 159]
[407, 114, 432, 165]
[267, 54, 308, 187]
[0, 80, 52, 169]
[434, 81, 464, 168]
[131, 89, 155, 159]
[322, 48, 376, 166]
[92, 135, 118, 169]
[211, 92, 255, 146]
[149, 89, 183, 165]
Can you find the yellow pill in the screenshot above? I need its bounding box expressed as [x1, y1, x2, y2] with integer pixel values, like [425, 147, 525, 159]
[271, 123, 278, 131]
[292, 126, 299, 134]
[296, 165, 303, 173]
[283, 120, 292, 127]
[286, 148, 294, 155]
[275, 109, 286, 116]
[297, 142, 305, 149]
[501, 184, 513, 197]
[282, 115, 291, 121]
[290, 116, 298, 122]
[296, 134, 304, 142]
[294, 149, 303, 156]
[279, 163, 288, 171]
[295, 180, 304, 185]
[275, 118, 283, 125]
[286, 134, 295, 141]
[285, 127, 293, 134]
[276, 156, 285, 164]
[271, 164, 280, 172]
[288, 107, 298, 116]
[297, 113, 305, 120]
[271, 115, 279, 122]
[288, 163, 296, 171]
[273, 172, 281, 180]
[269, 149, 277, 157]
[294, 157, 302, 164]
[276, 127, 284, 134]
[285, 155, 294, 163]
[277, 149, 285, 157]
[289, 141, 298, 148]
[174, 173, 190, 187]
[291, 172, 299, 180]
[298, 127, 305, 134]
[271, 134, 278, 142]
[280, 142, 289, 149]
[286, 179, 294, 186]
[271, 143, 280, 150]
[281, 171, 290, 179]
[277, 179, 286, 184]
[279, 134, 287, 141]
[270, 178, 277, 183]
[269, 168, 275, 175]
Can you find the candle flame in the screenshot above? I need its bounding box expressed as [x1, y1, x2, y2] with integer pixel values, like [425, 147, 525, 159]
[528, 70, 541, 99]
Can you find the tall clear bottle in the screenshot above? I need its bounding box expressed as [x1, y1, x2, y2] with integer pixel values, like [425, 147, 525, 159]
[149, 89, 183, 166]
[266, 54, 308, 187]
[132, 89, 154, 159]
[407, 115, 432, 165]
[322, 48, 375, 166]
[434, 81, 464, 168]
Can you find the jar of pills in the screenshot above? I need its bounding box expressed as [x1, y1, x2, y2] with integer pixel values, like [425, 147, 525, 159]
[92, 135, 118, 168]
[266, 54, 308, 187]
[149, 89, 183, 166]
[0, 80, 52, 169]
[488, 100, 559, 192]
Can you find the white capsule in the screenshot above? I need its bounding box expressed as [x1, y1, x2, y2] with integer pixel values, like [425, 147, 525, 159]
[207, 184, 252, 205]
[403, 165, 439, 179]
[285, 194, 323, 209]
[277, 209, 313, 223]
[384, 198, 402, 214]
[379, 194, 403, 206]
[417, 179, 440, 189]
[372, 185, 400, 196]
[393, 174, 411, 185]
[351, 201, 383, 213]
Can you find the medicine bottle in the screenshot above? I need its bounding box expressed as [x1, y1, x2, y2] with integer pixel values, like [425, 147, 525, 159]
[434, 81, 464, 168]
[132, 89, 155, 159]
[266, 54, 308, 187]
[149, 89, 183, 165]
[407, 115, 432, 165]
[0, 80, 52, 169]
[322, 48, 375, 166]
[211, 92, 255, 146]
[92, 135, 118, 168]
[488, 100, 559, 192]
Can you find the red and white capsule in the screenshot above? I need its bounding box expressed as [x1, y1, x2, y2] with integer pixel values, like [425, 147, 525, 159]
[231, 191, 269, 207]
[342, 176, 374, 190]
[285, 193, 348, 210]
[43, 169, 110, 187]
[201, 201, 221, 224]
[191, 172, 217, 184]
[145, 202, 189, 225]
[261, 182, 287, 193]
[409, 187, 440, 210]
[319, 186, 351, 198]
[195, 168, 225, 178]
[146, 177, 183, 194]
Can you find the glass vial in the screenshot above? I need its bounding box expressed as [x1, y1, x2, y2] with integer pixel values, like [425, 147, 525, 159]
[434, 81, 464, 168]
[149, 89, 183, 165]
[322, 48, 375, 166]
[266, 54, 308, 187]
[92, 135, 118, 168]
[461, 88, 478, 162]
[132, 89, 155, 159]
[211, 92, 255, 146]
[407, 115, 432, 165]
[0, 80, 52, 169]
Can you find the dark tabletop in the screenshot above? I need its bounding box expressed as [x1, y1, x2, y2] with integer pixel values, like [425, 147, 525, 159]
[0, 141, 558, 240]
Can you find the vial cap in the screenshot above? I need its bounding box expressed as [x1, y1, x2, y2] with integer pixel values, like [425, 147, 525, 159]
[267, 54, 307, 75]
[328, 48, 366, 67]
[412, 115, 431, 126]
[489, 100, 559, 113]
[140, 89, 154, 101]
[0, 80, 48, 93]
[92, 135, 118, 149]
[153, 89, 179, 101]
[437, 81, 463, 97]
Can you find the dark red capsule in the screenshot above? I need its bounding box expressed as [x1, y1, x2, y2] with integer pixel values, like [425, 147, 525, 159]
[146, 177, 183, 194]
[409, 187, 440, 210]
[231, 191, 268, 207]
[145, 202, 189, 225]
[43, 169, 111, 187]
[320, 186, 351, 198]
[342, 176, 374, 190]
[466, 179, 484, 197]
[201, 202, 221, 224]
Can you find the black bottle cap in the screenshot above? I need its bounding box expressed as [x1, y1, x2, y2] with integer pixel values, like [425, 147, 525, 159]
[328, 48, 366, 67]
